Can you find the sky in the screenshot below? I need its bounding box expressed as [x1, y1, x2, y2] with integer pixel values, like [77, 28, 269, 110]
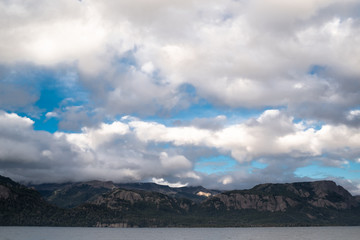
[1, 0, 360, 194]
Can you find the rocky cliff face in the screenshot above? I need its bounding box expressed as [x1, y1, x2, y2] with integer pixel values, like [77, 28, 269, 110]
[307, 181, 357, 209]
[204, 181, 358, 212]
[207, 193, 297, 212]
[115, 183, 220, 202]
[92, 188, 193, 212]
[0, 185, 11, 200]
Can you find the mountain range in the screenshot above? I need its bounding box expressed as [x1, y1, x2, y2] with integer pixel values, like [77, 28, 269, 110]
[1, 175, 360, 227]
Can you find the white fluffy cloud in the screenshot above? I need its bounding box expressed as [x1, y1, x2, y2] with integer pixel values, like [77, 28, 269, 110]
[0, 111, 197, 185]
[130, 109, 360, 163]
[159, 152, 192, 172]
[1, 0, 360, 121]
[0, 111, 80, 181]
[1, 110, 360, 193]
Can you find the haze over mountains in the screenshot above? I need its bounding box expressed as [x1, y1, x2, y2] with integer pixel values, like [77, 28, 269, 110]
[1, 175, 360, 227]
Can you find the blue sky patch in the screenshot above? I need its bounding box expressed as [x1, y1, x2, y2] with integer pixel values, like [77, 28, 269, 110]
[308, 65, 326, 75]
[295, 161, 360, 180]
[251, 161, 268, 169]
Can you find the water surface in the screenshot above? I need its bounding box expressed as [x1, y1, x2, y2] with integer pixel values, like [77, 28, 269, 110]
[1, 226, 360, 240]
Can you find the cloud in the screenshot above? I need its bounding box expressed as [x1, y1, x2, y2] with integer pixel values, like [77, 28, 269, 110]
[151, 178, 188, 188]
[45, 112, 59, 119]
[0, 111, 80, 181]
[1, 0, 359, 123]
[0, 111, 199, 185]
[159, 152, 192, 172]
[174, 115, 227, 130]
[0, 83, 38, 112]
[2, 110, 360, 193]
[1, 1, 360, 194]
[130, 109, 360, 167]
[57, 121, 130, 150]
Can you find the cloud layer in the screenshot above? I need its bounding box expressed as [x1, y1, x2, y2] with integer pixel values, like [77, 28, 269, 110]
[1, 0, 360, 121]
[1, 0, 360, 193]
[1, 110, 360, 193]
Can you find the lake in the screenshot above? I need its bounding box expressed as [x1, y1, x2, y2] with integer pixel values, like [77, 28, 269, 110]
[1, 226, 360, 240]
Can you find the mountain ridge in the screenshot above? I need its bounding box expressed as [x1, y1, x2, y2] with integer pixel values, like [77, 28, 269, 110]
[203, 180, 358, 212]
[1, 175, 360, 227]
[30, 180, 220, 208]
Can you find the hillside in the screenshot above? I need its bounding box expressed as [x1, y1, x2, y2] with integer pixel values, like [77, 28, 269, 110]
[2, 175, 360, 227]
[31, 181, 117, 208]
[0, 175, 65, 226]
[31, 181, 219, 208]
[116, 183, 221, 202]
[204, 181, 358, 211]
[200, 181, 360, 226]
